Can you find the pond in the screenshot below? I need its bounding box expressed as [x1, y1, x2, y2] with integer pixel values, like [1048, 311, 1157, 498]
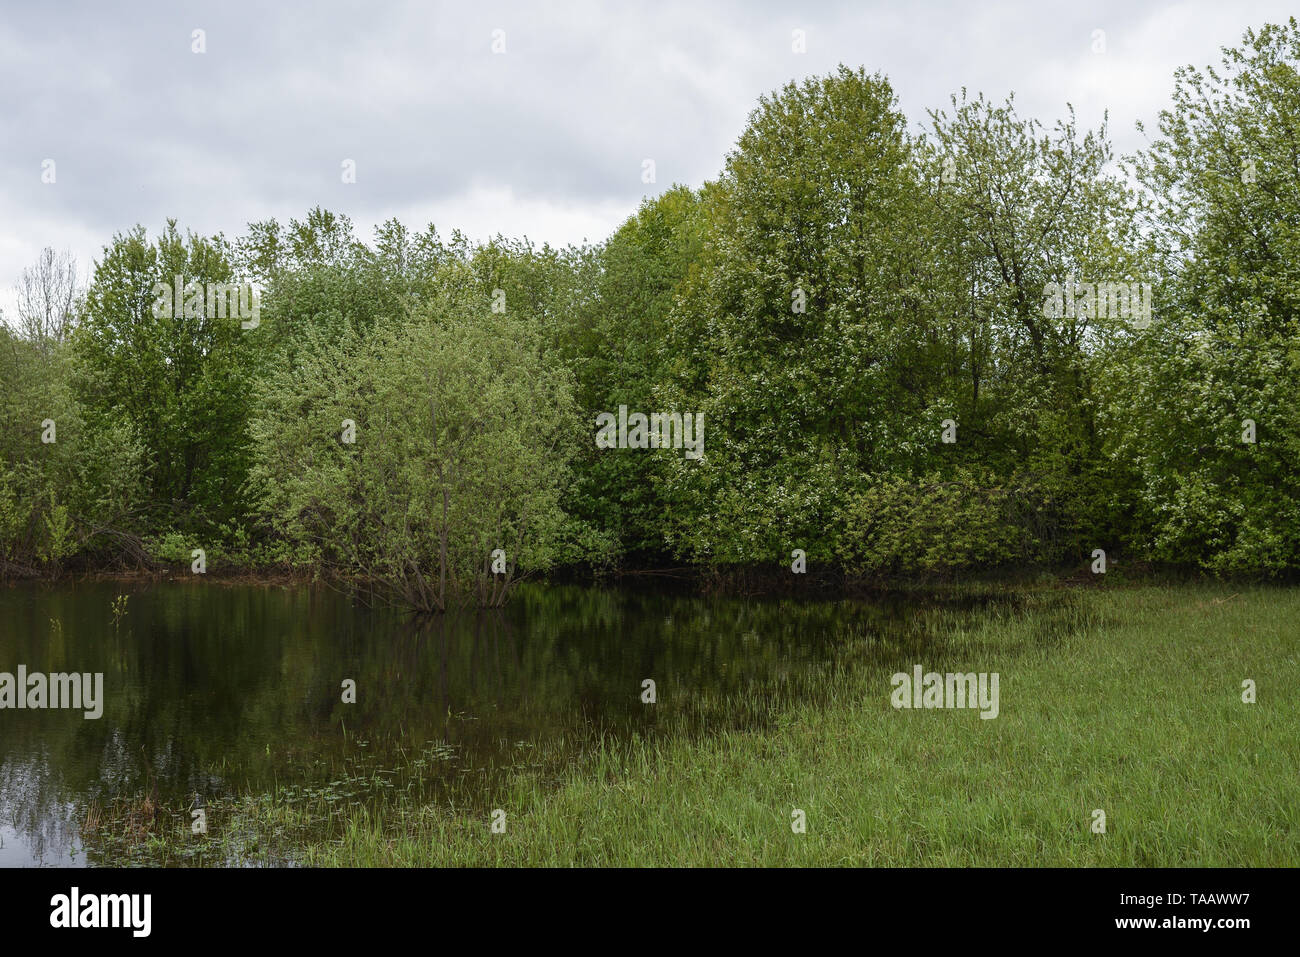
[0, 579, 1019, 866]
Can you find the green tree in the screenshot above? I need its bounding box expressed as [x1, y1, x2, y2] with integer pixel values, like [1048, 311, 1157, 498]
[658, 67, 929, 565]
[565, 186, 706, 560]
[917, 91, 1147, 564]
[0, 328, 144, 575]
[248, 297, 582, 610]
[1116, 18, 1300, 574]
[73, 222, 257, 532]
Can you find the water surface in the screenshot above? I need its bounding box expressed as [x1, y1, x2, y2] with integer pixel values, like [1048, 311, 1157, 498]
[0, 579, 1013, 866]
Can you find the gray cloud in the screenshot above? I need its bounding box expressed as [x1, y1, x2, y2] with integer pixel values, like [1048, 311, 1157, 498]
[1, 0, 1295, 318]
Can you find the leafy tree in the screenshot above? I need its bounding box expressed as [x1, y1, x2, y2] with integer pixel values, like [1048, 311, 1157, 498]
[918, 92, 1147, 563]
[248, 297, 582, 610]
[235, 209, 465, 359]
[0, 328, 144, 575]
[1117, 18, 1300, 574]
[564, 186, 706, 560]
[73, 222, 257, 532]
[14, 24, 1300, 588]
[658, 67, 929, 564]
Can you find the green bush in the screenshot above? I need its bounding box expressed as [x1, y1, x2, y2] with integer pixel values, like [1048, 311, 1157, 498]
[836, 472, 1054, 576]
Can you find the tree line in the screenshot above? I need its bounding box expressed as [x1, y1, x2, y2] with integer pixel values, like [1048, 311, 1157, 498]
[3, 20, 1298, 607]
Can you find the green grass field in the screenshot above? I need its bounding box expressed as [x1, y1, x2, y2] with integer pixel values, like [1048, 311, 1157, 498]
[279, 584, 1298, 866]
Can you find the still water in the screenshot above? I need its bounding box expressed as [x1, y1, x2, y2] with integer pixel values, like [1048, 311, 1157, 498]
[0, 579, 1006, 866]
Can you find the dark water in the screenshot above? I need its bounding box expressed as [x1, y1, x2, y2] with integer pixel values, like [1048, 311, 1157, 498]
[0, 579, 1018, 866]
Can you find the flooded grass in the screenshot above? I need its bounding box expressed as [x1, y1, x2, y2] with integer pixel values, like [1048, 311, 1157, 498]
[290, 585, 1297, 866]
[3, 581, 1294, 866]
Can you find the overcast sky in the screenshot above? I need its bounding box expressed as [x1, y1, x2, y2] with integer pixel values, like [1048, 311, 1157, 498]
[1, 0, 1294, 320]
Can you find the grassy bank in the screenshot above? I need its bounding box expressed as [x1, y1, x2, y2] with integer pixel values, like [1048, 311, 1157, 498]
[79, 583, 1297, 866]
[267, 584, 1296, 866]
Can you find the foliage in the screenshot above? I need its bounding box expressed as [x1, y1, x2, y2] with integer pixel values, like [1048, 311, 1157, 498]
[7, 20, 1300, 596]
[0, 329, 145, 576]
[836, 471, 1057, 576]
[72, 221, 257, 533]
[1117, 17, 1300, 575]
[248, 299, 582, 610]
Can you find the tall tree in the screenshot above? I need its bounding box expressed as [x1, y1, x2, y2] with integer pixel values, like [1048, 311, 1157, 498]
[1116, 18, 1300, 574]
[74, 222, 257, 530]
[658, 67, 931, 564]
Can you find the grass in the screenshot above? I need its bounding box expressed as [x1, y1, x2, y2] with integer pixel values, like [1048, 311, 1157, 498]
[86, 584, 1300, 866]
[280, 584, 1299, 866]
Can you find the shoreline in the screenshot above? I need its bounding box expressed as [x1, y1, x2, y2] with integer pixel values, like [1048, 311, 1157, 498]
[3, 559, 1286, 598]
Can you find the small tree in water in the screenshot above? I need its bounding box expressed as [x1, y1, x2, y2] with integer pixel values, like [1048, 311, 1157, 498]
[249, 299, 579, 611]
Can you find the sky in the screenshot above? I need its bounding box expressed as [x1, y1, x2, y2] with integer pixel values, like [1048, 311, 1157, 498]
[0, 0, 1295, 322]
